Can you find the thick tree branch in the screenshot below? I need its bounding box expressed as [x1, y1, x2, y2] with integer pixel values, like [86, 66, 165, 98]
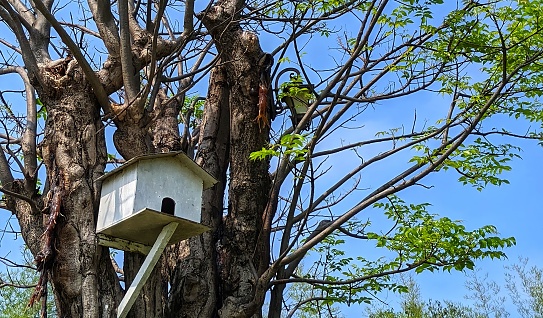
[118, 0, 139, 101]
[86, 0, 120, 55]
[28, 0, 53, 62]
[0, 150, 14, 187]
[183, 0, 195, 36]
[4, 0, 33, 25]
[138, 0, 167, 109]
[30, 0, 110, 111]
[0, 186, 39, 213]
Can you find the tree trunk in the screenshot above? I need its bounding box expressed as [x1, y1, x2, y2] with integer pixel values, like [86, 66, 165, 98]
[122, 93, 183, 317]
[36, 63, 120, 317]
[199, 3, 272, 317]
[165, 63, 230, 317]
[114, 88, 183, 318]
[11, 3, 274, 316]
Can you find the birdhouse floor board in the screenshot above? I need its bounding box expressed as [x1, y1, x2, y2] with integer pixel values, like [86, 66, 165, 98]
[96, 209, 209, 248]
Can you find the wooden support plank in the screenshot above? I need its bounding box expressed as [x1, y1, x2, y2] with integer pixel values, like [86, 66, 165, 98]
[117, 222, 179, 318]
[97, 233, 152, 255]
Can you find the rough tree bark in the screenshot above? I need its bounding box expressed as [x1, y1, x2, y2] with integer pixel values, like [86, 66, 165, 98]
[35, 59, 120, 317]
[165, 63, 230, 317]
[199, 0, 271, 317]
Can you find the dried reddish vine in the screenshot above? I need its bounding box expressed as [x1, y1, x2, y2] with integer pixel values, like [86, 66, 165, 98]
[29, 172, 64, 317]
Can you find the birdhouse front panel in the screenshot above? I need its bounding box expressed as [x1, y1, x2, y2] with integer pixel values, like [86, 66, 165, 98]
[133, 157, 203, 223]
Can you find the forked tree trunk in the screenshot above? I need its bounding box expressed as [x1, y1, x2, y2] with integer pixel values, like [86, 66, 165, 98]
[162, 1, 274, 316]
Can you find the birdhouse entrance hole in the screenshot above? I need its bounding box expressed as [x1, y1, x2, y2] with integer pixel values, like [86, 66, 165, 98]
[161, 197, 175, 215]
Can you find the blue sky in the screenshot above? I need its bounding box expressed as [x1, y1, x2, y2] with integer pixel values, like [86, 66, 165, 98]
[368, 137, 542, 312]
[296, 89, 543, 314]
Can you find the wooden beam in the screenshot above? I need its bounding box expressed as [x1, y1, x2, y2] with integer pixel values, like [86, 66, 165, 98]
[97, 233, 152, 255]
[117, 222, 179, 318]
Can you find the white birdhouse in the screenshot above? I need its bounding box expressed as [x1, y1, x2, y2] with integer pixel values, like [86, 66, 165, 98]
[96, 151, 217, 254]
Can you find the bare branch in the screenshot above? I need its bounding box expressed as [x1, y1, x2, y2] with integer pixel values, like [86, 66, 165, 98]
[0, 134, 20, 144]
[0, 186, 39, 213]
[473, 130, 543, 140]
[110, 255, 124, 281]
[0, 150, 13, 189]
[286, 297, 332, 318]
[0, 37, 22, 54]
[59, 20, 101, 38]
[272, 258, 428, 287]
[0, 66, 37, 187]
[183, 0, 195, 36]
[138, 0, 167, 109]
[27, 0, 53, 62]
[0, 1, 41, 82]
[0, 279, 36, 289]
[4, 0, 34, 25]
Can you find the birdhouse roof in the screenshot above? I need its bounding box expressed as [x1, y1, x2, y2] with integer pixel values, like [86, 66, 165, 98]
[96, 151, 217, 189]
